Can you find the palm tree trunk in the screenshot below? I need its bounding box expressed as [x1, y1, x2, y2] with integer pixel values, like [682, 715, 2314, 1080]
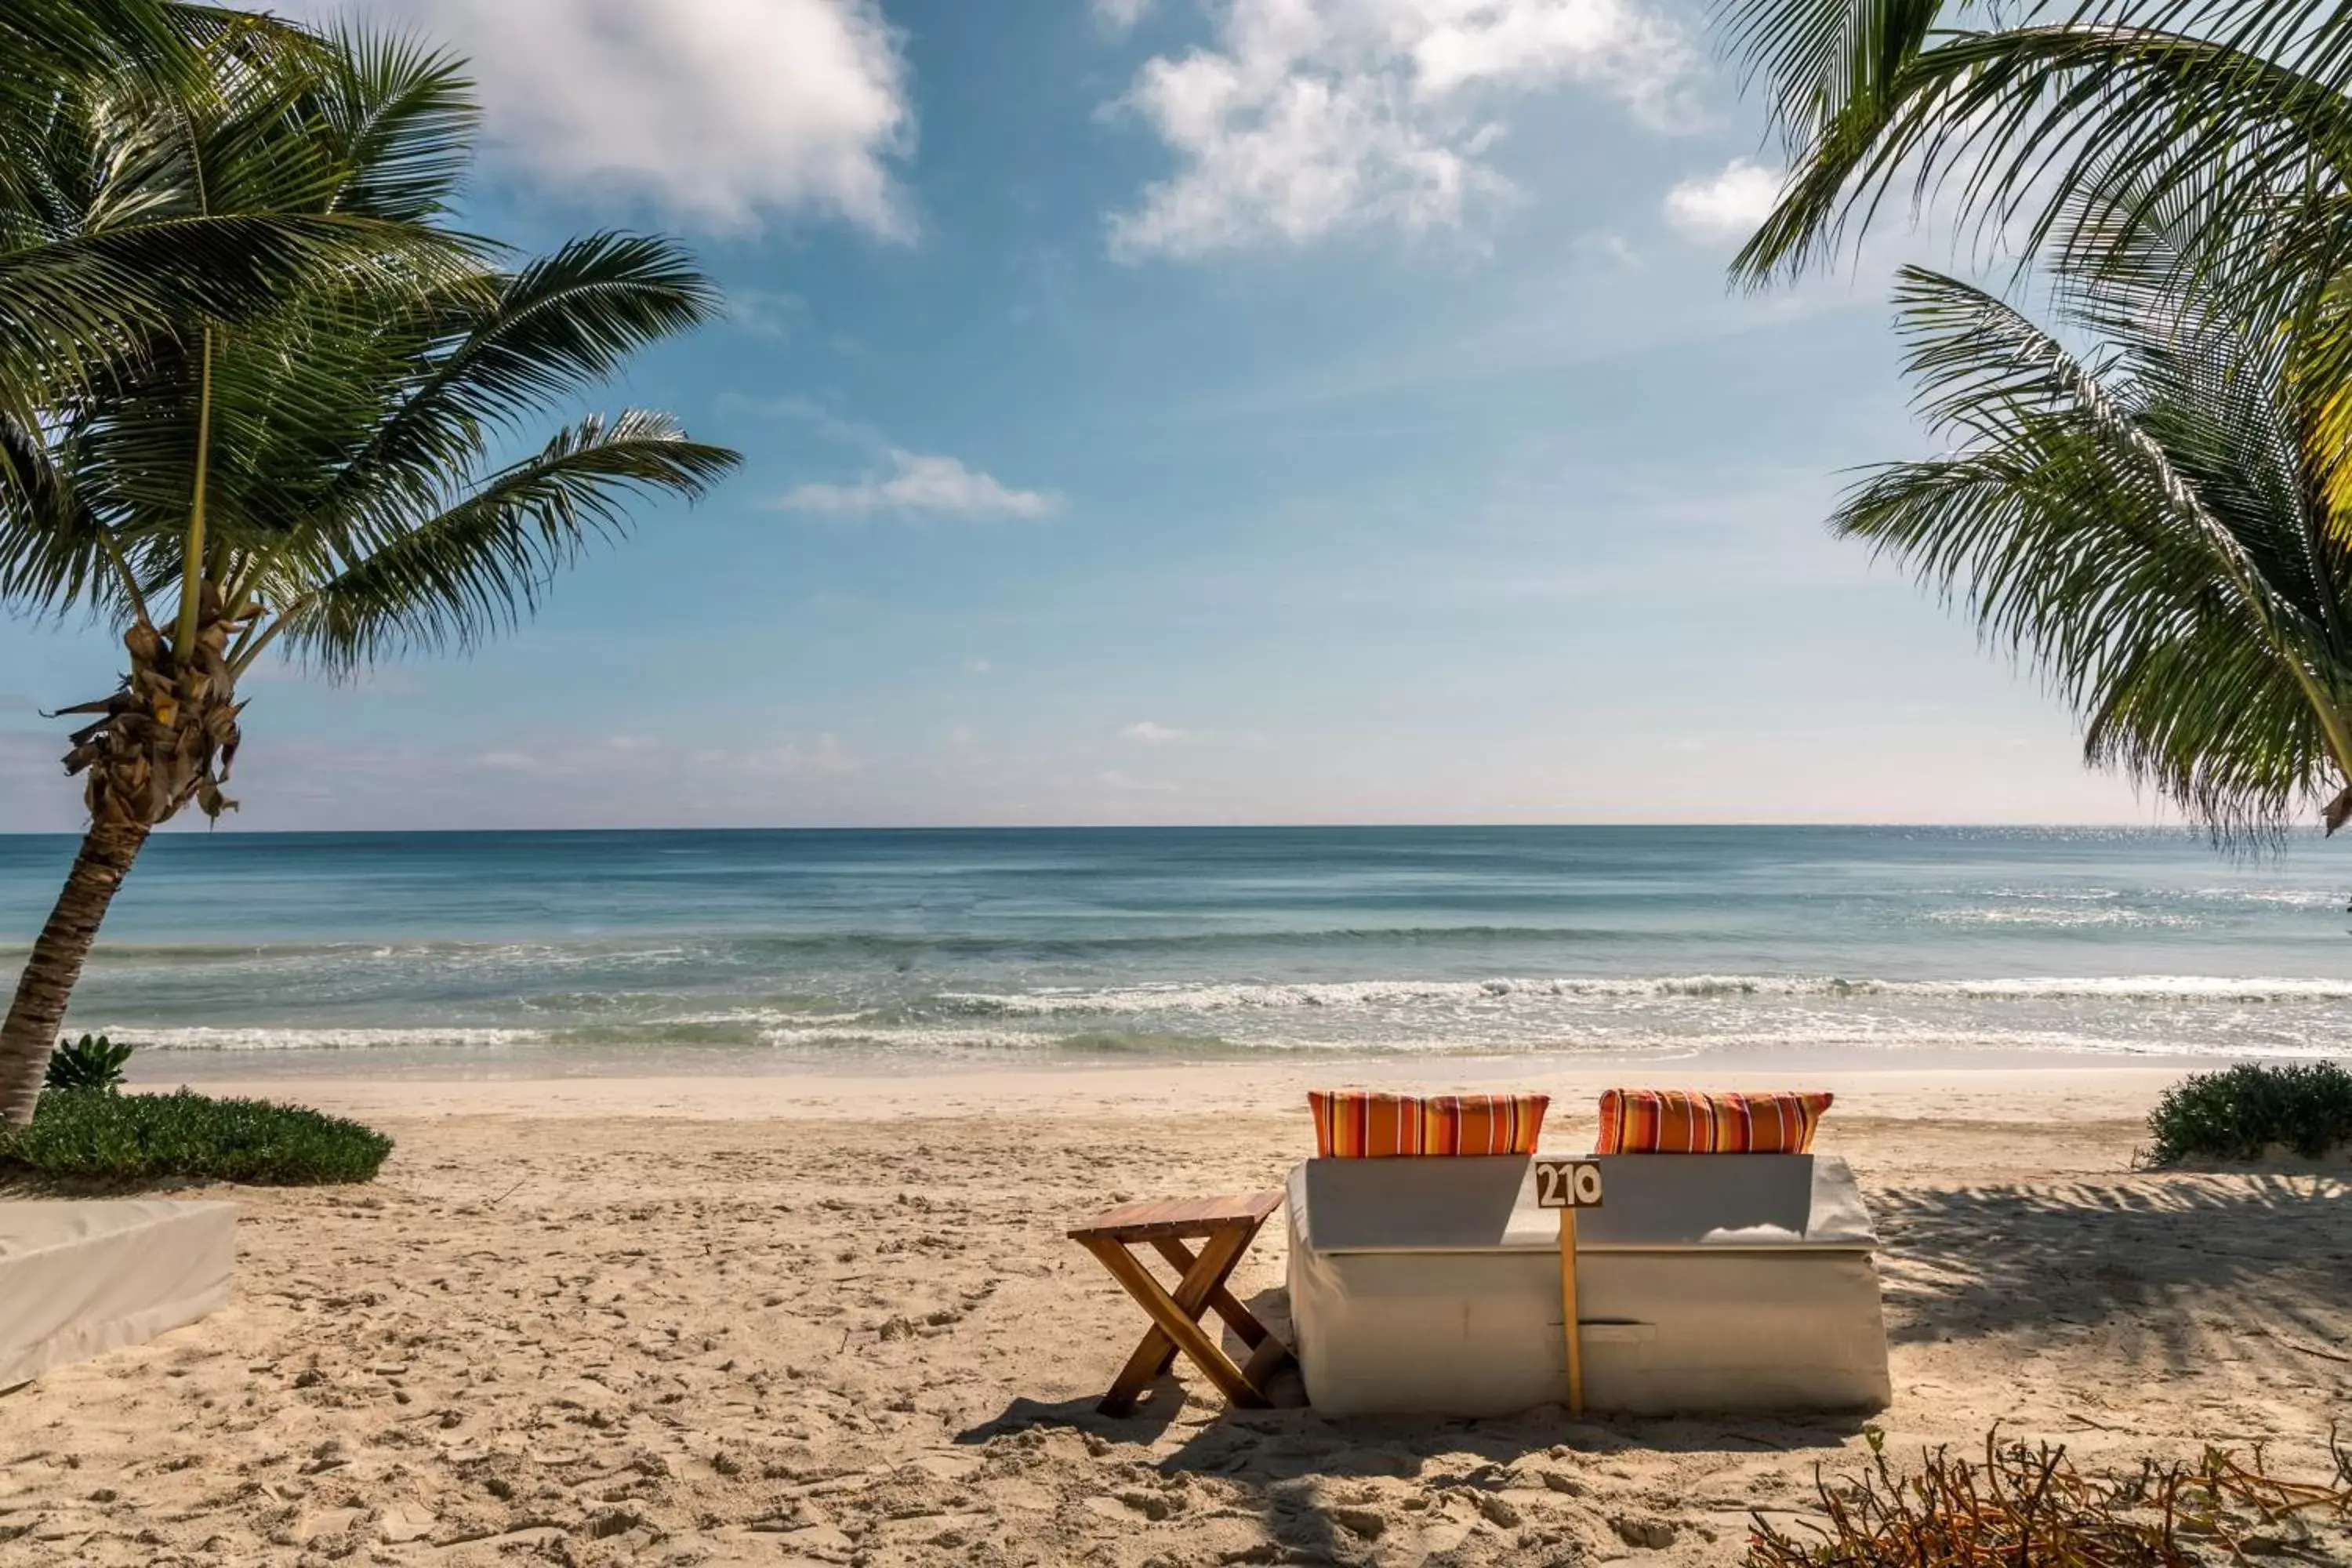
[0, 602, 243, 1127]
[0, 822, 151, 1126]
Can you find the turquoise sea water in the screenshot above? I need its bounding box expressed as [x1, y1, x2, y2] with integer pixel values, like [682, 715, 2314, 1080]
[3, 826, 2351, 1073]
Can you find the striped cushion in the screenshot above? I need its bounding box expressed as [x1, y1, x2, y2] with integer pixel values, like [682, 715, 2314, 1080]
[1593, 1089, 1833, 1154]
[1308, 1091, 1549, 1158]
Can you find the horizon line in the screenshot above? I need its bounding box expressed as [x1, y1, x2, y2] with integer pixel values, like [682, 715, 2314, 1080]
[0, 820, 2212, 837]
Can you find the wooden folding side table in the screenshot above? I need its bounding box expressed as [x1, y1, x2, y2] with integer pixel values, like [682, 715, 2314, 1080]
[1069, 1189, 1294, 1416]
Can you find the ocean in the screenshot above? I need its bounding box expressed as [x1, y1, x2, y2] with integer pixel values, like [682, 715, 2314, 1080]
[4, 826, 2351, 1074]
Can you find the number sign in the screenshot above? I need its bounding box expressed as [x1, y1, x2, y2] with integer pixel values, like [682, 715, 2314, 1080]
[1533, 1159, 1604, 1210]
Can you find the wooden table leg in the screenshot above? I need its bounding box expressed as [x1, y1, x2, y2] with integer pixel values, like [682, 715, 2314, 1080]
[1150, 1236, 1270, 1348]
[1149, 1235, 1295, 1390]
[1240, 1333, 1294, 1389]
[1088, 1224, 1252, 1412]
[1084, 1224, 1269, 1415]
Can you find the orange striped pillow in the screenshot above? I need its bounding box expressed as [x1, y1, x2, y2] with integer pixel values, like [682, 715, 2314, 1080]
[1308, 1091, 1549, 1158]
[1594, 1089, 1832, 1154]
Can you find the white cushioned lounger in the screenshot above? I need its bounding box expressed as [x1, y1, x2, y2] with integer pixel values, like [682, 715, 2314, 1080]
[0, 1200, 236, 1386]
[1286, 1154, 1889, 1417]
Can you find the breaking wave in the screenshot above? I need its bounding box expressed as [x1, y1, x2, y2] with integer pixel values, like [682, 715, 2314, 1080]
[931, 974, 2352, 1014]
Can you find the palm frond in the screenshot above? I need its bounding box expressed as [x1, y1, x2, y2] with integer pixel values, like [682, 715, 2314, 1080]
[337, 231, 719, 483]
[423, 233, 722, 420]
[1709, 0, 1952, 146]
[1842, 264, 2352, 837]
[0, 411, 129, 618]
[0, 212, 484, 432]
[274, 412, 740, 671]
[0, 4, 494, 427]
[310, 25, 477, 223]
[0, 1, 179, 216]
[1731, 5, 2352, 303]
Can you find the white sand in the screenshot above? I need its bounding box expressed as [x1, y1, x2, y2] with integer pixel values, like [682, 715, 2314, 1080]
[2, 1061, 2347, 1566]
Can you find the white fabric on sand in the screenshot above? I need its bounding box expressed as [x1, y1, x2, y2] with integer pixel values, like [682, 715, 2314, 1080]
[0, 1200, 235, 1386]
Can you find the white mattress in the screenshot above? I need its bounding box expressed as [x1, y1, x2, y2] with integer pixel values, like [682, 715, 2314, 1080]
[0, 1200, 236, 1386]
[1287, 1155, 1891, 1416]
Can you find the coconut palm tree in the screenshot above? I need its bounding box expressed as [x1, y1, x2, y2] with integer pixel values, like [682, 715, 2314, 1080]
[0, 28, 741, 1123]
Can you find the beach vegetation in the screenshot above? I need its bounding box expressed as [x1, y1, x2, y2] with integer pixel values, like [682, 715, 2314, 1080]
[2, 1087, 393, 1184]
[44, 1032, 134, 1092]
[1747, 1428, 2352, 1567]
[1714, 2, 2352, 843]
[0, 7, 741, 1126]
[2144, 1061, 2352, 1164]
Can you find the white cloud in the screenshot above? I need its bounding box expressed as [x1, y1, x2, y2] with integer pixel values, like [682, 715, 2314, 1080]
[778, 450, 1062, 521]
[805, 734, 862, 775]
[1098, 769, 1180, 793]
[723, 734, 862, 776]
[719, 393, 888, 450]
[485, 731, 858, 779]
[1575, 229, 1639, 266]
[314, 0, 913, 235]
[1106, 0, 1693, 260]
[1092, 0, 1156, 32]
[1663, 157, 1782, 241]
[1123, 720, 1186, 744]
[730, 288, 809, 342]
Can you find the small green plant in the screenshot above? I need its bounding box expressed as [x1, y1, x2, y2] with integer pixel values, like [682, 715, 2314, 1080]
[2144, 1062, 2352, 1165]
[1, 1089, 394, 1185]
[44, 1033, 135, 1092]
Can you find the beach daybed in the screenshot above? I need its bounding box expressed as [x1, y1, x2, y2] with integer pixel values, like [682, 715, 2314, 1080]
[1285, 1150, 1892, 1417]
[0, 1200, 235, 1387]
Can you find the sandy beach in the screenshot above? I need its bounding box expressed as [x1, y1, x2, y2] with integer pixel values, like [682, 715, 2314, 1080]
[3, 1062, 2349, 1566]
[10, 0, 2352, 1562]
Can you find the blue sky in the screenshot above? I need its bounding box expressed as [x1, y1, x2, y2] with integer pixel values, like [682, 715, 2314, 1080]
[0, 0, 2161, 832]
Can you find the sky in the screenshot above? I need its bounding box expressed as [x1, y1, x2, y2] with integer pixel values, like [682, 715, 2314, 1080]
[0, 0, 2169, 833]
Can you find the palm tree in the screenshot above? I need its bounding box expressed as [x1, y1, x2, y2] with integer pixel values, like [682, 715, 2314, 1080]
[0, 27, 741, 1123]
[1710, 0, 2352, 832]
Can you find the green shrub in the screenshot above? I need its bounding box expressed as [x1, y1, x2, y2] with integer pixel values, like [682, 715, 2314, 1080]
[0, 1089, 394, 1185]
[2145, 1061, 2352, 1164]
[45, 1033, 134, 1091]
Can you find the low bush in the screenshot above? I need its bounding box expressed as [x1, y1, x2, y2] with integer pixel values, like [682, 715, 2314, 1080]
[44, 1033, 135, 1091]
[2144, 1062, 2352, 1165]
[1748, 1429, 2352, 1568]
[0, 1088, 393, 1185]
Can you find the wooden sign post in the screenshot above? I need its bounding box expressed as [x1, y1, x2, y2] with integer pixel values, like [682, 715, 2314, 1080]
[1533, 1159, 1605, 1416]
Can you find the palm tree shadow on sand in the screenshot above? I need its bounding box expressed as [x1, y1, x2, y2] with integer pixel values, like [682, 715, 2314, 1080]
[1870, 1174, 2352, 1381]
